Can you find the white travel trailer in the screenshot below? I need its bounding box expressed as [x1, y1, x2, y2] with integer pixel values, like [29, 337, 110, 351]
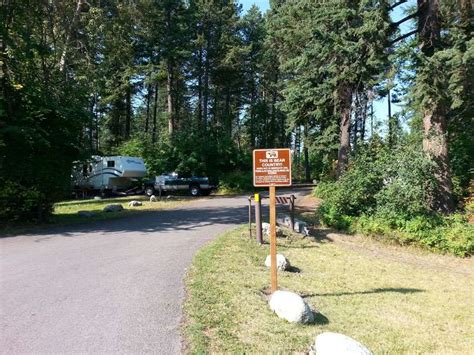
[72, 156, 147, 192]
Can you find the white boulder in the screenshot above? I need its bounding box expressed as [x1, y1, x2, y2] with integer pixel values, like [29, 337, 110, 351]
[262, 222, 284, 238]
[265, 254, 290, 271]
[313, 332, 372, 355]
[269, 290, 314, 324]
[149, 195, 157, 202]
[128, 200, 143, 207]
[103, 204, 124, 212]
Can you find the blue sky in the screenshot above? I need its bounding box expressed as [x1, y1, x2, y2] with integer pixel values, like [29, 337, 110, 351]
[239, 0, 269, 13]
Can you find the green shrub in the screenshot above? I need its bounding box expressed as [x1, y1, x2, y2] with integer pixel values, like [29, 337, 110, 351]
[0, 179, 52, 224]
[355, 214, 473, 257]
[315, 143, 434, 221]
[314, 141, 473, 256]
[217, 171, 253, 193]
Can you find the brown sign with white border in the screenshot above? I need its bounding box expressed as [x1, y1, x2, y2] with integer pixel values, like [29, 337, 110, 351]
[253, 149, 292, 187]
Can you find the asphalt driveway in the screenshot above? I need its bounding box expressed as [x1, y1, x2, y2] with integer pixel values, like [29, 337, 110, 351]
[0, 189, 311, 354]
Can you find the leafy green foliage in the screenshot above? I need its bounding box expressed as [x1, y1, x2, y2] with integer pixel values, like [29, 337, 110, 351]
[0, 179, 51, 223]
[1, 1, 88, 223]
[316, 141, 435, 219]
[315, 140, 472, 256]
[216, 171, 253, 193]
[356, 214, 473, 257]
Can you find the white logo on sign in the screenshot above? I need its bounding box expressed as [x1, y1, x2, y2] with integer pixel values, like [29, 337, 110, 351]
[266, 151, 278, 159]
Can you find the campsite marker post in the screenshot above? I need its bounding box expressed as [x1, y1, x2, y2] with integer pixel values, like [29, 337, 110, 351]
[253, 148, 292, 293]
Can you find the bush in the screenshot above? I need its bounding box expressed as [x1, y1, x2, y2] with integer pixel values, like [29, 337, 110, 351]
[356, 214, 473, 257]
[217, 171, 253, 193]
[314, 141, 473, 256]
[315, 143, 435, 221]
[0, 179, 53, 224]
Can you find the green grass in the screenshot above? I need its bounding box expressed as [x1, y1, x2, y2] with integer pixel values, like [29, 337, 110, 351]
[54, 195, 186, 222]
[2, 195, 186, 235]
[184, 227, 474, 354]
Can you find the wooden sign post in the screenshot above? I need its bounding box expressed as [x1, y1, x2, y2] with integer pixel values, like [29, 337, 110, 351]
[253, 149, 292, 293]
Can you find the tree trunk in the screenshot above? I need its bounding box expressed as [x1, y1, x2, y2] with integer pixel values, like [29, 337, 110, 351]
[203, 57, 209, 128]
[225, 89, 232, 139]
[336, 84, 352, 179]
[422, 107, 454, 212]
[95, 107, 100, 152]
[197, 47, 203, 126]
[152, 83, 158, 144]
[125, 85, 131, 139]
[418, 0, 454, 213]
[145, 84, 151, 133]
[59, 0, 84, 73]
[203, 37, 210, 128]
[388, 87, 394, 146]
[304, 125, 310, 182]
[89, 96, 95, 151]
[167, 61, 174, 135]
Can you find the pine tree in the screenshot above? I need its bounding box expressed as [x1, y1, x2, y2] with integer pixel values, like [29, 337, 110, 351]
[269, 0, 391, 178]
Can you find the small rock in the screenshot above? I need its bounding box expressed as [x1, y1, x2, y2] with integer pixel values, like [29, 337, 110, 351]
[312, 332, 372, 355]
[277, 215, 292, 227]
[94, 196, 102, 200]
[103, 204, 124, 212]
[149, 195, 157, 202]
[262, 222, 284, 238]
[294, 219, 308, 235]
[265, 254, 290, 271]
[269, 290, 314, 324]
[128, 200, 143, 207]
[77, 210, 94, 217]
[166, 195, 173, 200]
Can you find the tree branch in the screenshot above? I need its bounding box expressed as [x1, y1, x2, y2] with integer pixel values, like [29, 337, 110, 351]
[391, 29, 418, 44]
[389, 0, 408, 11]
[390, 11, 419, 28]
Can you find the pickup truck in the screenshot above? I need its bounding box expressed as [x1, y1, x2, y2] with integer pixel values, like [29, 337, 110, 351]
[144, 172, 216, 197]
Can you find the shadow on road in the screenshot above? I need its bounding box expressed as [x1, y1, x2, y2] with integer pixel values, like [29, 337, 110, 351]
[2, 204, 249, 239]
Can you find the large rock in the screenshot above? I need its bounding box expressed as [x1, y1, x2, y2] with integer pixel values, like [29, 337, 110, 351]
[269, 290, 314, 324]
[128, 200, 143, 207]
[265, 254, 290, 271]
[262, 222, 285, 238]
[149, 195, 157, 202]
[103, 204, 124, 212]
[313, 332, 372, 355]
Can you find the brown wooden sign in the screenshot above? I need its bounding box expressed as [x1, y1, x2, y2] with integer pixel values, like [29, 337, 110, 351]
[253, 149, 292, 187]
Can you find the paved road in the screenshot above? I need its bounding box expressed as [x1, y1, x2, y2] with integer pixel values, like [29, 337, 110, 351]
[0, 189, 310, 354]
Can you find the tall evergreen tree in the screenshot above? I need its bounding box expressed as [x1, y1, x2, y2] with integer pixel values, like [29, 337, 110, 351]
[269, 0, 391, 178]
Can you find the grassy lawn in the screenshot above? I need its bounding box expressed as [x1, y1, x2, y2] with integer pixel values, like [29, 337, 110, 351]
[184, 226, 474, 354]
[53, 195, 186, 223]
[1, 195, 187, 235]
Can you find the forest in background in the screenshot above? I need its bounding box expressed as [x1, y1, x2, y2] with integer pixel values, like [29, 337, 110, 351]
[1, 0, 472, 254]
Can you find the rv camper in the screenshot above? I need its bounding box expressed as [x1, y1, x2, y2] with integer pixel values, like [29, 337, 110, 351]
[72, 156, 147, 193]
